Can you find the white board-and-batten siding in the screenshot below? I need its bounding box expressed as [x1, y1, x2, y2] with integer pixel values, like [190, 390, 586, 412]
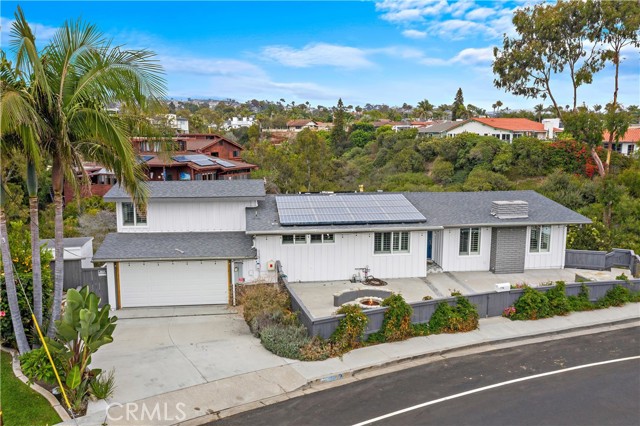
[253, 231, 427, 282]
[439, 227, 492, 272]
[115, 200, 258, 233]
[524, 225, 566, 269]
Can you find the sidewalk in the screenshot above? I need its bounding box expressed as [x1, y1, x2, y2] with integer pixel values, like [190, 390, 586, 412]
[59, 304, 640, 426]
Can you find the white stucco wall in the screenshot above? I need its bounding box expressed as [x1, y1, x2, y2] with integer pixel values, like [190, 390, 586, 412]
[106, 262, 116, 310]
[115, 200, 258, 233]
[446, 121, 546, 141]
[439, 227, 492, 272]
[252, 231, 427, 282]
[524, 225, 567, 269]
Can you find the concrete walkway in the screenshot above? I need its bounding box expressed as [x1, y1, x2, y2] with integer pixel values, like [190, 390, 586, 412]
[58, 303, 640, 426]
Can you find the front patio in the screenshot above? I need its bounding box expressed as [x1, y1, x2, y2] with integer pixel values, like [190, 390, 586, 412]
[288, 267, 630, 318]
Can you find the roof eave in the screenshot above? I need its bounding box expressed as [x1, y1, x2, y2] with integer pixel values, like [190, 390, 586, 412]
[246, 224, 443, 235]
[441, 220, 592, 228]
[104, 196, 266, 202]
[94, 255, 256, 262]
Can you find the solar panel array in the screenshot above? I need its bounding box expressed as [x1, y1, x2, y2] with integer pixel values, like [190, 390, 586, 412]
[171, 154, 237, 169]
[276, 194, 426, 226]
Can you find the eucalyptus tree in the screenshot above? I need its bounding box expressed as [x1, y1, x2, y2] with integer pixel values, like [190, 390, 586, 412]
[493, 0, 602, 117]
[9, 9, 166, 336]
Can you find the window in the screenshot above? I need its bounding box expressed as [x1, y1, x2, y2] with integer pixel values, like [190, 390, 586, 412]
[530, 226, 551, 252]
[282, 234, 306, 245]
[374, 232, 409, 254]
[122, 202, 146, 226]
[628, 145, 635, 155]
[459, 228, 480, 255]
[232, 150, 240, 157]
[310, 234, 334, 244]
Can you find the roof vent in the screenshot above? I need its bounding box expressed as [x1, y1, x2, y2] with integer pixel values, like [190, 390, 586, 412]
[491, 200, 528, 219]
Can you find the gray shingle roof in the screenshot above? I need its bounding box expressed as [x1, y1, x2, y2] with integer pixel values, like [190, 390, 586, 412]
[246, 191, 590, 233]
[402, 190, 590, 227]
[41, 237, 93, 250]
[104, 180, 266, 201]
[93, 232, 256, 261]
[418, 121, 458, 134]
[246, 195, 436, 234]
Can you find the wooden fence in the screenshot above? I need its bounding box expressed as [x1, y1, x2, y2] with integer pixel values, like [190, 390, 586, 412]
[565, 248, 640, 277]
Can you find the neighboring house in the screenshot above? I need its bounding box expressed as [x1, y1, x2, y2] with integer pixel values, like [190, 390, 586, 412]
[95, 180, 590, 308]
[418, 121, 458, 137]
[42, 237, 94, 268]
[603, 127, 639, 156]
[542, 118, 563, 139]
[447, 118, 548, 141]
[287, 120, 318, 131]
[223, 116, 257, 130]
[64, 163, 117, 203]
[133, 134, 257, 181]
[150, 114, 189, 134]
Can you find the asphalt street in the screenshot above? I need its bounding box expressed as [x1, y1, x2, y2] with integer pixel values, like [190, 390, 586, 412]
[212, 327, 640, 426]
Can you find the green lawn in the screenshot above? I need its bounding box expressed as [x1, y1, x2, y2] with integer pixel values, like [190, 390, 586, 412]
[1, 350, 62, 426]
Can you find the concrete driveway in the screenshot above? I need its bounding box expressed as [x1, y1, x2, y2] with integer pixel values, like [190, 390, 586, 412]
[91, 306, 292, 404]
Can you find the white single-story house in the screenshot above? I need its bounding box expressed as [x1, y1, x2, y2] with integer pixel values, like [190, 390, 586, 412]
[94, 180, 591, 308]
[447, 118, 548, 141]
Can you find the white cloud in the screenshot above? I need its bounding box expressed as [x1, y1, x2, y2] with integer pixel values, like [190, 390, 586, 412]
[376, 0, 449, 22]
[419, 46, 495, 66]
[0, 16, 58, 48]
[465, 7, 496, 21]
[429, 19, 496, 40]
[261, 43, 373, 69]
[160, 55, 266, 78]
[402, 29, 427, 39]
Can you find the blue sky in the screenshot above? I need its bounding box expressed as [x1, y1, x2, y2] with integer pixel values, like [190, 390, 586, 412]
[2, 1, 639, 111]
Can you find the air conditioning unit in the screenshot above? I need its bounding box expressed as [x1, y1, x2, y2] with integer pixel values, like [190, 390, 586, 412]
[495, 283, 510, 292]
[267, 260, 276, 271]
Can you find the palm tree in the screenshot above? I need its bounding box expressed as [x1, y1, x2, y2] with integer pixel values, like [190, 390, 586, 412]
[10, 9, 166, 336]
[534, 104, 545, 122]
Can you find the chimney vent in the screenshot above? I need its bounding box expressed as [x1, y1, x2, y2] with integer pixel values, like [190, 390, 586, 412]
[491, 200, 528, 219]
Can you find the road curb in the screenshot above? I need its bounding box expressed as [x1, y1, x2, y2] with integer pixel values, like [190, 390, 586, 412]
[210, 317, 640, 424]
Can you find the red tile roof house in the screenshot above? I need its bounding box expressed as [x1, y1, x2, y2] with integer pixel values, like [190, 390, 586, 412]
[133, 134, 258, 181]
[446, 118, 549, 142]
[603, 127, 640, 156]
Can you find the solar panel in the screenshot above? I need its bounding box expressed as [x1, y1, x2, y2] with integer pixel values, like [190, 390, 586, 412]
[214, 159, 236, 168]
[276, 194, 426, 226]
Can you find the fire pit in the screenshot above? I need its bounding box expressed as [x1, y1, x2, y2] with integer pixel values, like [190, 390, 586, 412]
[353, 296, 384, 309]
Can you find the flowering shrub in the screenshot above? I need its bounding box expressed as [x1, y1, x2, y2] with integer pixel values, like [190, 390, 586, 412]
[502, 306, 516, 318]
[511, 283, 528, 289]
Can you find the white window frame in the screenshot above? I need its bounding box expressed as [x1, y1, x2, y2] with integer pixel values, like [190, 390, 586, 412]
[121, 202, 147, 227]
[529, 225, 551, 253]
[282, 234, 307, 245]
[459, 227, 481, 256]
[374, 232, 410, 254]
[310, 234, 335, 244]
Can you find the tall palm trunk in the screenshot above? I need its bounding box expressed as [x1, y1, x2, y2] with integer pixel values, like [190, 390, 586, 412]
[0, 185, 31, 354]
[27, 162, 43, 327]
[47, 157, 64, 338]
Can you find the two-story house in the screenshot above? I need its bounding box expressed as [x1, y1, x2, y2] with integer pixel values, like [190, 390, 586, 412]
[134, 134, 257, 181]
[94, 180, 590, 309]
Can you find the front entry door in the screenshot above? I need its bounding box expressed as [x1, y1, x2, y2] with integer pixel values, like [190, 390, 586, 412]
[427, 231, 433, 260]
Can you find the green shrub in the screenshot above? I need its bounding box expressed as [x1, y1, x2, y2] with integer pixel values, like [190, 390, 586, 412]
[260, 323, 310, 359]
[567, 284, 594, 311]
[249, 310, 299, 337]
[240, 284, 290, 325]
[422, 295, 433, 301]
[411, 322, 430, 336]
[615, 273, 628, 281]
[599, 285, 632, 308]
[428, 297, 479, 333]
[90, 369, 116, 400]
[19, 347, 60, 385]
[378, 294, 413, 342]
[546, 281, 570, 316]
[332, 304, 368, 352]
[512, 287, 551, 320]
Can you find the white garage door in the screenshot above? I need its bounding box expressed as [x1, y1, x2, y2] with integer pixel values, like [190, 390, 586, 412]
[119, 260, 228, 307]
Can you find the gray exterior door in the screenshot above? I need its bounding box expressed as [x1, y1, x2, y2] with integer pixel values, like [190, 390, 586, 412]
[490, 227, 527, 274]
